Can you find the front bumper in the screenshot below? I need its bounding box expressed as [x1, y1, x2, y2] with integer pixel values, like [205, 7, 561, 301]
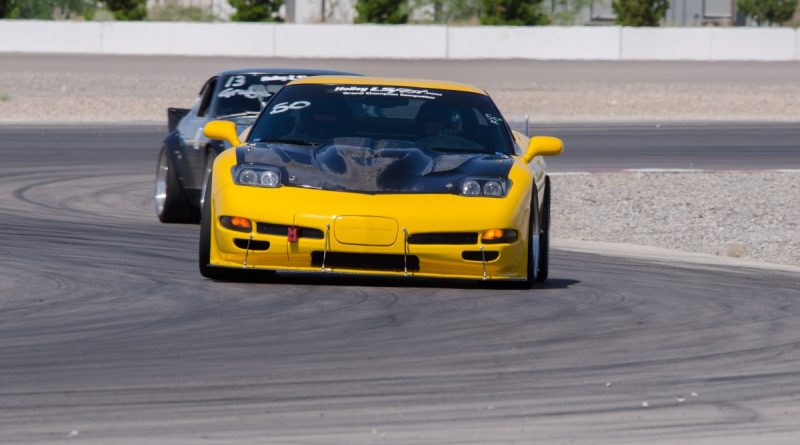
[208, 184, 531, 280]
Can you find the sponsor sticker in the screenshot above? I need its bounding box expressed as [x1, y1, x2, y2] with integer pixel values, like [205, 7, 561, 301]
[270, 101, 312, 114]
[261, 74, 308, 82]
[333, 86, 442, 100]
[218, 85, 273, 100]
[485, 113, 503, 125]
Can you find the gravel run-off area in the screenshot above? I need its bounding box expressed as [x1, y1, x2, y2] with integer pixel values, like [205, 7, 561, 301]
[3, 74, 800, 124]
[1, 55, 798, 268]
[551, 170, 800, 268]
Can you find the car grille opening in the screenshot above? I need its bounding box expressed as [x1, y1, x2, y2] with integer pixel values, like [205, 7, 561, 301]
[257, 223, 324, 239]
[462, 250, 499, 261]
[310, 252, 420, 272]
[234, 239, 270, 251]
[408, 232, 478, 245]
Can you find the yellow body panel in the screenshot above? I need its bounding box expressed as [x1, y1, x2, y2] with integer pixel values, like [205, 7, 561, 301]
[334, 216, 399, 246]
[200, 77, 562, 281]
[207, 148, 536, 280]
[289, 76, 487, 95]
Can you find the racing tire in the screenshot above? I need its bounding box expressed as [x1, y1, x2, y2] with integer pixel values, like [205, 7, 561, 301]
[198, 150, 215, 222]
[536, 176, 551, 283]
[198, 174, 266, 281]
[155, 145, 196, 223]
[523, 179, 550, 287]
[199, 174, 226, 279]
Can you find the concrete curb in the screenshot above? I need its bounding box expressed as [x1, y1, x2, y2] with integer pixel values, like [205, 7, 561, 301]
[553, 238, 800, 273]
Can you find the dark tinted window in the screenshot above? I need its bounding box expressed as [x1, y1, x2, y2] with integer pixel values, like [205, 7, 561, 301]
[212, 74, 309, 117]
[197, 77, 217, 118]
[249, 84, 514, 155]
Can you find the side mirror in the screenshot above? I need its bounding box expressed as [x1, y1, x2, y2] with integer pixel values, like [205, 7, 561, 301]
[523, 136, 563, 163]
[204, 120, 241, 147]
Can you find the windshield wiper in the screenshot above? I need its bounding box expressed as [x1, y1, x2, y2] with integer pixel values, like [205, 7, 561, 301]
[260, 138, 320, 146]
[215, 111, 261, 119]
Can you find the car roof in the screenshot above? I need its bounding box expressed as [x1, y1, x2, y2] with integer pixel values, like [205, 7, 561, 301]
[218, 68, 360, 77]
[289, 76, 487, 95]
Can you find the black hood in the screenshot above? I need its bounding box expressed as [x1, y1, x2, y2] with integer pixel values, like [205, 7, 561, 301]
[237, 138, 514, 194]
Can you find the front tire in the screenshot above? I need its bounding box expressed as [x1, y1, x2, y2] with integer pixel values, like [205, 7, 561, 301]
[155, 145, 196, 223]
[198, 150, 215, 216]
[536, 176, 551, 283]
[524, 178, 551, 287]
[199, 174, 224, 279]
[198, 174, 261, 281]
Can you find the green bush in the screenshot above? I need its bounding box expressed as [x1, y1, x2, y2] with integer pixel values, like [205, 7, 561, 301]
[105, 0, 146, 20]
[1, 0, 49, 18]
[737, 0, 797, 25]
[480, 0, 550, 25]
[612, 0, 668, 26]
[1, 0, 14, 17]
[229, 0, 283, 21]
[355, 0, 408, 23]
[1, 0, 97, 19]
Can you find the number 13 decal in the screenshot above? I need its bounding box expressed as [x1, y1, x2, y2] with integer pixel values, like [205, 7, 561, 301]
[224, 75, 246, 88]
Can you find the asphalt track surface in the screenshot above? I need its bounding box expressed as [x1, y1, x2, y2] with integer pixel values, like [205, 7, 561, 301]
[1, 124, 800, 444]
[4, 122, 800, 172]
[536, 122, 800, 172]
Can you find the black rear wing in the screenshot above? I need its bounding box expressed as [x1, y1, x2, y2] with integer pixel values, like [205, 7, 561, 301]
[167, 107, 190, 132]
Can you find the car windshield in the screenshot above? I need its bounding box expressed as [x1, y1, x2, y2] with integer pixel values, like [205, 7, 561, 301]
[213, 74, 309, 117]
[248, 83, 515, 155]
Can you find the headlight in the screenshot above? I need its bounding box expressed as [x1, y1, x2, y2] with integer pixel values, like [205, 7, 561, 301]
[237, 169, 259, 185]
[259, 170, 280, 187]
[233, 165, 282, 188]
[459, 178, 510, 197]
[461, 180, 481, 196]
[483, 180, 503, 197]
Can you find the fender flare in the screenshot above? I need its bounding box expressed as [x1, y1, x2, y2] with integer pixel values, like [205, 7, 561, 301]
[162, 131, 193, 193]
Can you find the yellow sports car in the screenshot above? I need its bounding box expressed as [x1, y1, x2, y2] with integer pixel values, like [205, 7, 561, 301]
[199, 76, 562, 285]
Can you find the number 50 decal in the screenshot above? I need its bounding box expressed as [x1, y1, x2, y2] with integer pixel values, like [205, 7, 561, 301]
[270, 101, 311, 114]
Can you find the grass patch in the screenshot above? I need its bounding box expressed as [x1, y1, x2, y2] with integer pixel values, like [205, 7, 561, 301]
[0, 91, 11, 102]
